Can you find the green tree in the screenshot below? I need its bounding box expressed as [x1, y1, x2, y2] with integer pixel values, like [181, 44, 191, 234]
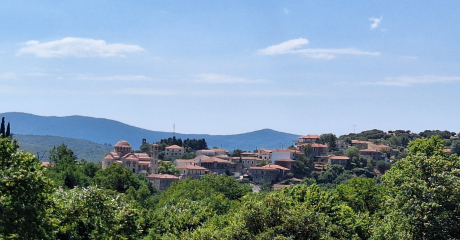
[451, 141, 460, 155]
[5, 122, 10, 138]
[0, 117, 5, 137]
[47, 144, 91, 188]
[0, 137, 54, 239]
[158, 160, 179, 175]
[93, 163, 144, 193]
[49, 186, 141, 240]
[230, 149, 244, 157]
[318, 133, 338, 151]
[382, 136, 460, 239]
[292, 154, 313, 178]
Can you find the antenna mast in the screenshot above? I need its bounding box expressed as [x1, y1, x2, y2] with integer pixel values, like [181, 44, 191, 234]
[173, 123, 175, 137]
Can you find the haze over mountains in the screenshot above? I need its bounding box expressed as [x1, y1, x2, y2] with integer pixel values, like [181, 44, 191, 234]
[2, 112, 301, 152]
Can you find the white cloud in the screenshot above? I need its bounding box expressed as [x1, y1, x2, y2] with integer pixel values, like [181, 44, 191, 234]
[0, 72, 17, 79]
[362, 75, 460, 86]
[258, 38, 380, 59]
[195, 73, 268, 84]
[369, 17, 382, 30]
[17, 37, 144, 58]
[112, 88, 311, 97]
[74, 75, 154, 81]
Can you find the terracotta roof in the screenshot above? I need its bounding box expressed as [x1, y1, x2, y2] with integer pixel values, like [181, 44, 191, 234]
[443, 148, 452, 153]
[135, 153, 150, 160]
[310, 143, 328, 148]
[299, 134, 320, 139]
[147, 174, 179, 179]
[196, 149, 215, 153]
[240, 152, 256, 156]
[258, 148, 272, 153]
[274, 159, 295, 162]
[115, 140, 131, 147]
[200, 157, 235, 164]
[211, 148, 229, 152]
[123, 153, 139, 160]
[249, 164, 290, 171]
[195, 155, 211, 159]
[177, 165, 208, 170]
[175, 159, 196, 163]
[42, 161, 51, 167]
[329, 156, 350, 160]
[290, 178, 302, 182]
[166, 145, 184, 149]
[215, 154, 230, 159]
[138, 160, 150, 165]
[103, 152, 121, 160]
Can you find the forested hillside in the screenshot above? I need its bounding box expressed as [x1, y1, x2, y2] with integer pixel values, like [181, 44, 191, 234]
[14, 134, 112, 162]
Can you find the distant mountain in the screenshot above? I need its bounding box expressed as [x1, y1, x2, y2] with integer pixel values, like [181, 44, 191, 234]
[14, 134, 113, 163]
[1, 112, 300, 151]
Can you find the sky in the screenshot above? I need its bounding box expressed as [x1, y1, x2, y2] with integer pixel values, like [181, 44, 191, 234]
[1, 1, 459, 136]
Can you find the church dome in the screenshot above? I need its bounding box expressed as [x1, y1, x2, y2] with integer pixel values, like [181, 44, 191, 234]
[115, 140, 131, 147]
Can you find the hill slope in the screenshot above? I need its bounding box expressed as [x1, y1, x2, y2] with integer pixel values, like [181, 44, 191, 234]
[14, 134, 113, 163]
[1, 112, 300, 150]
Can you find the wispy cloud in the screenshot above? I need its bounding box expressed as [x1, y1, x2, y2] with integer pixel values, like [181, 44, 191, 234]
[0, 72, 17, 79]
[258, 38, 380, 60]
[17, 37, 144, 58]
[74, 75, 154, 81]
[195, 73, 268, 84]
[112, 88, 312, 97]
[362, 75, 460, 86]
[369, 17, 383, 30]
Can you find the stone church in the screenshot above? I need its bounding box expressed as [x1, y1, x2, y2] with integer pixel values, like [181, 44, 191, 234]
[102, 140, 159, 174]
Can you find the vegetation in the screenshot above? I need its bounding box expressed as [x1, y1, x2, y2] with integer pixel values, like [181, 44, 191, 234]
[3, 118, 460, 239]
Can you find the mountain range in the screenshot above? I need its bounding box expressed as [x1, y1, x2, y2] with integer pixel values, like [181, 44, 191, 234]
[1, 112, 301, 152]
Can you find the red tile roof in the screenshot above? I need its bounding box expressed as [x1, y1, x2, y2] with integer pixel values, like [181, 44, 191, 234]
[115, 140, 131, 147]
[249, 164, 290, 171]
[299, 134, 320, 139]
[147, 174, 179, 179]
[166, 145, 184, 149]
[177, 165, 208, 170]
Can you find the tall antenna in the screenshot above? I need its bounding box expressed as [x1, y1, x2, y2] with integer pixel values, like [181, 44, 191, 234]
[173, 123, 175, 137]
[353, 125, 356, 134]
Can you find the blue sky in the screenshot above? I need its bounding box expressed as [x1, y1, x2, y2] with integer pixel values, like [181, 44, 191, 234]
[1, 1, 459, 136]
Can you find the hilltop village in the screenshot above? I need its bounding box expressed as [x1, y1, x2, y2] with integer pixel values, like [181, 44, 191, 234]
[101, 132, 412, 190]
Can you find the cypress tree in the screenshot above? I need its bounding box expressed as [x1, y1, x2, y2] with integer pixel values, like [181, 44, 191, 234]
[6, 122, 10, 137]
[0, 117, 5, 137]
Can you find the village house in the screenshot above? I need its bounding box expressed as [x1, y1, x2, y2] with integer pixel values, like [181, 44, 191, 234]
[102, 140, 159, 174]
[328, 156, 350, 166]
[164, 145, 184, 160]
[147, 174, 179, 190]
[351, 140, 369, 149]
[177, 164, 208, 180]
[271, 149, 303, 163]
[196, 148, 230, 156]
[309, 143, 329, 157]
[257, 148, 272, 160]
[359, 149, 387, 161]
[248, 164, 290, 183]
[294, 134, 320, 147]
[199, 157, 236, 175]
[273, 159, 295, 170]
[232, 156, 265, 168]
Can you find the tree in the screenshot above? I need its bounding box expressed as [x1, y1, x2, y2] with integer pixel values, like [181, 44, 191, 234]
[0, 117, 4, 137]
[451, 141, 460, 155]
[382, 136, 460, 239]
[47, 144, 91, 189]
[158, 160, 179, 175]
[230, 149, 244, 157]
[318, 133, 338, 151]
[49, 186, 141, 240]
[292, 155, 313, 178]
[93, 163, 144, 193]
[5, 122, 10, 138]
[0, 137, 54, 239]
